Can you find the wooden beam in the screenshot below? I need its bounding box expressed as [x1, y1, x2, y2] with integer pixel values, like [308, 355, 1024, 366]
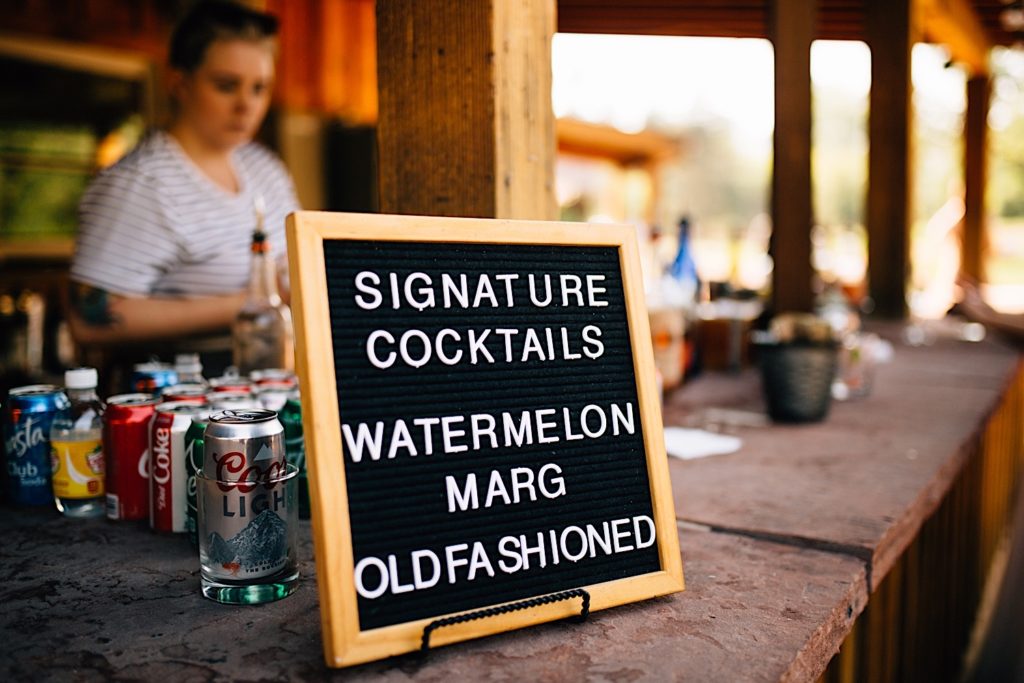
[494, 0, 558, 219]
[962, 75, 989, 282]
[866, 0, 916, 319]
[556, 118, 679, 166]
[770, 0, 815, 314]
[376, 0, 556, 219]
[916, 0, 990, 76]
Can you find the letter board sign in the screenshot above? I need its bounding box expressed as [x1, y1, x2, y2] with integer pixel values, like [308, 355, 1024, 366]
[286, 212, 684, 667]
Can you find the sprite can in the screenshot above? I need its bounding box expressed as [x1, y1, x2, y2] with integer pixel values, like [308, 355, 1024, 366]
[185, 412, 212, 546]
[280, 395, 308, 519]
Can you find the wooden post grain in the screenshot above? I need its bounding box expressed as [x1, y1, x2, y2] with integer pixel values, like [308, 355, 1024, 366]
[866, 0, 916, 318]
[962, 75, 990, 283]
[770, 0, 815, 314]
[376, 0, 556, 220]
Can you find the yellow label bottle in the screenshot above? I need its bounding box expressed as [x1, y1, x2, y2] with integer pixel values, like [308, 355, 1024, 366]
[51, 439, 104, 500]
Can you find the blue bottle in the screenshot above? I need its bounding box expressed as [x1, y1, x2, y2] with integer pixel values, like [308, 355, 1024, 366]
[670, 216, 699, 294]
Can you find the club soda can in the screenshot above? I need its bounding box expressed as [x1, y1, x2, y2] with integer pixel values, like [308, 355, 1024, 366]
[4, 385, 67, 506]
[279, 395, 309, 519]
[185, 411, 214, 547]
[200, 409, 289, 581]
[104, 393, 158, 521]
[151, 400, 209, 532]
[161, 384, 209, 404]
[132, 362, 178, 394]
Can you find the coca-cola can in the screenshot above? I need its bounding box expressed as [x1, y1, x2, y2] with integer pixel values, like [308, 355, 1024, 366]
[150, 401, 209, 533]
[161, 383, 209, 404]
[200, 409, 289, 581]
[103, 393, 158, 521]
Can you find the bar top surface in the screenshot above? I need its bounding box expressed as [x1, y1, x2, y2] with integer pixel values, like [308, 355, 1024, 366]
[2, 321, 1019, 682]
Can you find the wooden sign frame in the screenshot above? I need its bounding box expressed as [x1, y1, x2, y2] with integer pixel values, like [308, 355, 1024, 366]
[286, 211, 684, 668]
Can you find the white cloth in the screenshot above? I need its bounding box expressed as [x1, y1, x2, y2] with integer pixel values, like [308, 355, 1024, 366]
[71, 131, 299, 297]
[663, 427, 742, 460]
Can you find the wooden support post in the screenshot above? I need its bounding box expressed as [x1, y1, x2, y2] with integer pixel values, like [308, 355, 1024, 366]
[770, 0, 815, 314]
[376, 0, 556, 219]
[962, 75, 989, 283]
[866, 0, 915, 319]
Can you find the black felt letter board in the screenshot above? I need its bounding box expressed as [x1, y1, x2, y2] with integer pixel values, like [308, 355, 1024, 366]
[324, 239, 661, 630]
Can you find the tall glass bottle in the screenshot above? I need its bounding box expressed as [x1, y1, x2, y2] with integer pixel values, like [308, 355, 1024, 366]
[669, 216, 701, 379]
[50, 367, 105, 518]
[232, 214, 294, 375]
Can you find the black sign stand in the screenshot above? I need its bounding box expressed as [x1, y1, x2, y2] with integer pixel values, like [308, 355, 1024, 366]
[421, 589, 591, 653]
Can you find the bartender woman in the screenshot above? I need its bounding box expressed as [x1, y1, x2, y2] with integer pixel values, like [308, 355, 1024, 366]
[69, 1, 298, 355]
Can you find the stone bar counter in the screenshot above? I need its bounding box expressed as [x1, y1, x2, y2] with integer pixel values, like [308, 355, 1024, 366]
[2, 322, 1021, 682]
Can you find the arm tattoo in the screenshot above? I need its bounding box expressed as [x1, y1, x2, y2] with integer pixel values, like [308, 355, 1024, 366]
[71, 284, 120, 326]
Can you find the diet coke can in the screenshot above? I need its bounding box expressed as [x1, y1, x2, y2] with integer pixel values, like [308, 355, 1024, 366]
[150, 400, 209, 532]
[103, 393, 158, 521]
[200, 409, 288, 581]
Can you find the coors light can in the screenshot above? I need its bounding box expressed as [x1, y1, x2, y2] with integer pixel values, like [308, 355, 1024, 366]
[150, 401, 209, 532]
[201, 409, 289, 581]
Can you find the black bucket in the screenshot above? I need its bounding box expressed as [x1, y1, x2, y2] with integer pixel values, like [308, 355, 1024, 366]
[754, 342, 838, 423]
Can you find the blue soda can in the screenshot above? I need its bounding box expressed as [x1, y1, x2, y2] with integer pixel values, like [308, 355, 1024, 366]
[4, 385, 69, 505]
[132, 362, 178, 394]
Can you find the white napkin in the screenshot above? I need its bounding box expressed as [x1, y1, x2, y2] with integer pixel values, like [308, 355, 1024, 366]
[664, 427, 742, 460]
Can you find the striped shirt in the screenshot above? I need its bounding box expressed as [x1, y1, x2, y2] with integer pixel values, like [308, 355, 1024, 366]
[71, 131, 300, 297]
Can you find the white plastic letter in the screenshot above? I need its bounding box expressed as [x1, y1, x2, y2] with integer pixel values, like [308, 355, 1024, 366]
[354, 271, 382, 310]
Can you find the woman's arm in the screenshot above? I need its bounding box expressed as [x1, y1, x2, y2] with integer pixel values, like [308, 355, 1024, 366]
[68, 283, 246, 347]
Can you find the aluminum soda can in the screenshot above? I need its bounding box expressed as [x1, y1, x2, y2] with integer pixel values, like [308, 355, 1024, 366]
[200, 409, 288, 580]
[4, 385, 67, 506]
[208, 374, 252, 394]
[150, 400, 209, 532]
[249, 369, 296, 388]
[279, 395, 309, 520]
[202, 409, 286, 481]
[185, 412, 214, 547]
[206, 391, 261, 411]
[161, 383, 209, 404]
[255, 381, 293, 411]
[132, 362, 178, 393]
[103, 393, 158, 521]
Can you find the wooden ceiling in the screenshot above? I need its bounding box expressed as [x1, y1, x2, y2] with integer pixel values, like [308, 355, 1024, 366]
[558, 0, 1021, 47]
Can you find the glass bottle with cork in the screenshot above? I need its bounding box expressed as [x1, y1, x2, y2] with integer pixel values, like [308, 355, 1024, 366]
[50, 367, 105, 517]
[232, 197, 294, 375]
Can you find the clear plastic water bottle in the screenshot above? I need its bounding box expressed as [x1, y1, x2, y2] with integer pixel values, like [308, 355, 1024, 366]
[174, 353, 208, 386]
[50, 367, 105, 518]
